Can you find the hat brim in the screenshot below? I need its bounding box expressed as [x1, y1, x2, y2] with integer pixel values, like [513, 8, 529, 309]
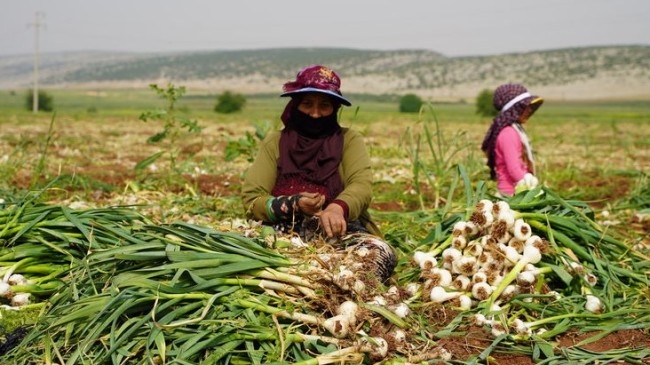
[526, 96, 544, 115]
[280, 87, 352, 106]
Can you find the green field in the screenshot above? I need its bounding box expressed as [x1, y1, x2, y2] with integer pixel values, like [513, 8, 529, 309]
[0, 87, 649, 364]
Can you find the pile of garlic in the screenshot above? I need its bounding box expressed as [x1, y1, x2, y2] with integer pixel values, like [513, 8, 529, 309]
[413, 200, 550, 309]
[411, 199, 603, 337]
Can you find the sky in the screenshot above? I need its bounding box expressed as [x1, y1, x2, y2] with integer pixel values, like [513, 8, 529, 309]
[1, 0, 649, 57]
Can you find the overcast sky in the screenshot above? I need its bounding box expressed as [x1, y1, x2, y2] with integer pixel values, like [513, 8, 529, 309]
[1, 0, 649, 57]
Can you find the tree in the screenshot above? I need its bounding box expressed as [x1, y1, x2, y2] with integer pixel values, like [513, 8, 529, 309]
[25, 90, 54, 112]
[214, 91, 246, 114]
[475, 89, 497, 117]
[399, 93, 423, 113]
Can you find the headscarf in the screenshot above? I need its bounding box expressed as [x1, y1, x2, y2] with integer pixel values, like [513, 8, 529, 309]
[481, 83, 543, 179]
[272, 66, 349, 203]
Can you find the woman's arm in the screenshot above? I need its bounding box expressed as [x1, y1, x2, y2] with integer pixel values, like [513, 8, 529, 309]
[241, 132, 280, 221]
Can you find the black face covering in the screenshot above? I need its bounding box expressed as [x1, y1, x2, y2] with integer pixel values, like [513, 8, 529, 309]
[288, 109, 340, 139]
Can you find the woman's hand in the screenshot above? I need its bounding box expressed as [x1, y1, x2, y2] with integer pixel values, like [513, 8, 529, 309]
[298, 192, 325, 216]
[317, 203, 346, 238]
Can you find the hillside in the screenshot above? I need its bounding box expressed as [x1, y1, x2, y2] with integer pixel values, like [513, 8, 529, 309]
[1, 46, 648, 100]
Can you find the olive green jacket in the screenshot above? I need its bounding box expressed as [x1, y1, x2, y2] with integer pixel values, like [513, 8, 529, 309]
[241, 128, 380, 236]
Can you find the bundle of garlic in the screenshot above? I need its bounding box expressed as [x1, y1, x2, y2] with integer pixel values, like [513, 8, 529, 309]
[412, 199, 553, 313]
[409, 190, 649, 341]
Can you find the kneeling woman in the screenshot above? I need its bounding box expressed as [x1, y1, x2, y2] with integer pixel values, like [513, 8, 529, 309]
[241, 64, 396, 282]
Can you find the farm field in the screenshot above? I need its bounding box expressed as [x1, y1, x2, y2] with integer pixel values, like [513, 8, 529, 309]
[0, 87, 649, 364]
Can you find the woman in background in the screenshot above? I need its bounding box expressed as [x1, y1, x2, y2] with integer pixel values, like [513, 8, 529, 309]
[481, 83, 544, 196]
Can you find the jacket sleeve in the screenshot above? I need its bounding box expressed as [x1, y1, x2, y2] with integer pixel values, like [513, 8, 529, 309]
[241, 132, 281, 221]
[496, 126, 528, 182]
[336, 129, 373, 221]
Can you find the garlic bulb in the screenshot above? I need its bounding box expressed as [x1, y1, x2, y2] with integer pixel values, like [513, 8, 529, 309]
[585, 294, 603, 314]
[584, 273, 598, 286]
[368, 295, 387, 306]
[430, 268, 453, 287]
[413, 251, 437, 271]
[452, 221, 468, 237]
[499, 285, 518, 302]
[430, 286, 462, 303]
[511, 318, 532, 336]
[337, 301, 358, 322]
[464, 240, 483, 257]
[0, 282, 12, 299]
[8, 274, 28, 286]
[513, 219, 532, 241]
[451, 235, 468, 250]
[323, 314, 352, 338]
[391, 302, 411, 318]
[471, 282, 493, 301]
[490, 321, 507, 336]
[451, 275, 471, 291]
[404, 283, 421, 298]
[516, 271, 536, 287]
[472, 271, 488, 284]
[464, 221, 479, 236]
[456, 294, 473, 310]
[453, 256, 478, 277]
[442, 247, 462, 265]
[389, 329, 406, 343]
[472, 313, 488, 326]
[11, 293, 30, 307]
[363, 337, 388, 358]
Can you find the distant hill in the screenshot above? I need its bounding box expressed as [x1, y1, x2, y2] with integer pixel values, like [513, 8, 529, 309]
[1, 46, 648, 100]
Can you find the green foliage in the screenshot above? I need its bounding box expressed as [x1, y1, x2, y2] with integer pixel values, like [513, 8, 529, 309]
[224, 121, 271, 162]
[476, 89, 497, 117]
[24, 89, 54, 112]
[138, 83, 202, 178]
[402, 104, 477, 210]
[214, 91, 246, 114]
[399, 94, 424, 113]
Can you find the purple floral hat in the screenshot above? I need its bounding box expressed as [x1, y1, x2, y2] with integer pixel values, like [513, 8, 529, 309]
[280, 65, 352, 106]
[493, 83, 543, 116]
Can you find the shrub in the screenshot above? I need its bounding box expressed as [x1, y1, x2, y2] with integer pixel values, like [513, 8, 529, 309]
[475, 89, 497, 117]
[214, 91, 246, 114]
[399, 93, 423, 113]
[25, 90, 54, 112]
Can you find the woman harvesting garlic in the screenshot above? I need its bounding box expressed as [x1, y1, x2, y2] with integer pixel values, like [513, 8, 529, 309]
[481, 84, 544, 196]
[241, 65, 396, 282]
